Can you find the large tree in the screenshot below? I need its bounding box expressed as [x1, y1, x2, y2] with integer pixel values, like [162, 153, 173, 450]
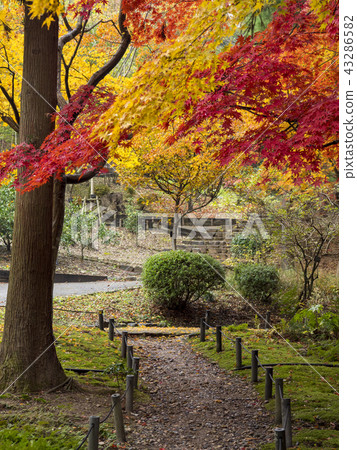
[0, 0, 203, 392]
[0, 3, 66, 392]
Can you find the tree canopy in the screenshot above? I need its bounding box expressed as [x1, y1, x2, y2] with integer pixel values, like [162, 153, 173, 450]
[0, 0, 338, 187]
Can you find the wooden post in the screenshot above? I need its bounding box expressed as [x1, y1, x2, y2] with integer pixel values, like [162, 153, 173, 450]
[127, 345, 133, 369]
[98, 310, 104, 331]
[235, 337, 242, 369]
[88, 416, 100, 450]
[200, 318, 206, 342]
[121, 331, 128, 359]
[275, 378, 284, 424]
[111, 394, 126, 443]
[251, 349, 258, 382]
[282, 398, 292, 447]
[133, 357, 140, 389]
[274, 427, 286, 450]
[126, 374, 134, 413]
[216, 326, 222, 352]
[265, 311, 271, 329]
[205, 310, 211, 329]
[265, 367, 273, 400]
[109, 318, 114, 341]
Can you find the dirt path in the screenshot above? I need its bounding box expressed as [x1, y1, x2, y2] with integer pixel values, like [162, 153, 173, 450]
[126, 336, 273, 449]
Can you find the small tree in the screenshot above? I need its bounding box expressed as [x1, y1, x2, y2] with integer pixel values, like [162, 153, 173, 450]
[274, 193, 338, 303]
[111, 126, 226, 249]
[61, 200, 119, 260]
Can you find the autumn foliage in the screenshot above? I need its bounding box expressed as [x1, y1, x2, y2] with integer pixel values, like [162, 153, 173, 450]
[0, 0, 339, 188]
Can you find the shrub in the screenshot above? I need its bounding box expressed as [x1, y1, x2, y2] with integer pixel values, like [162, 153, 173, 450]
[142, 250, 225, 310]
[94, 184, 110, 198]
[231, 233, 271, 262]
[289, 305, 339, 339]
[234, 263, 279, 303]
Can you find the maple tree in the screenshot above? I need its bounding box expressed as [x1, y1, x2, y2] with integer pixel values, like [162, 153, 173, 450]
[0, 0, 206, 392]
[99, 0, 338, 181]
[0, 0, 338, 392]
[112, 125, 230, 249]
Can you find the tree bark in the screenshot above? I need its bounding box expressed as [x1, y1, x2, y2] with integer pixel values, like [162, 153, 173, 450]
[0, 5, 67, 392]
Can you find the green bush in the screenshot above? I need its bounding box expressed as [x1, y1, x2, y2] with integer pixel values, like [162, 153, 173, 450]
[142, 250, 225, 310]
[94, 184, 110, 198]
[231, 233, 271, 262]
[234, 263, 279, 303]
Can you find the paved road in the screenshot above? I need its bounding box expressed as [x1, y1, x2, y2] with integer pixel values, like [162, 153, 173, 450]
[0, 280, 141, 306]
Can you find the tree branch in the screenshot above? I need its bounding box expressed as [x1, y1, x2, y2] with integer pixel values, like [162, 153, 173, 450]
[58, 16, 84, 107]
[87, 11, 131, 87]
[64, 159, 106, 184]
[0, 112, 19, 132]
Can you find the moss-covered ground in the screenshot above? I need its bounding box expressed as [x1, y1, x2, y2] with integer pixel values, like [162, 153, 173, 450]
[0, 288, 339, 449]
[0, 306, 148, 449]
[191, 324, 339, 449]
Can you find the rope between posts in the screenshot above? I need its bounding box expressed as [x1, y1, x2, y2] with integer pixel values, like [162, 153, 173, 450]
[112, 323, 129, 345]
[75, 423, 94, 450]
[220, 330, 235, 344]
[240, 341, 251, 355]
[269, 372, 276, 383]
[203, 320, 215, 329]
[255, 354, 268, 372]
[99, 402, 116, 424]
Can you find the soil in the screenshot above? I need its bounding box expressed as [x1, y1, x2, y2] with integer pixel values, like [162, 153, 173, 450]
[125, 336, 273, 449]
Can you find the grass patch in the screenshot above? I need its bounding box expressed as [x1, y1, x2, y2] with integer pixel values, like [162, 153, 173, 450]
[191, 326, 338, 449]
[53, 288, 170, 327]
[54, 325, 131, 390]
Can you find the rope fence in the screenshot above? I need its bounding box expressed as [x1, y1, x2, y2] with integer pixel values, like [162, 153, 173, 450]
[73, 314, 143, 449]
[199, 312, 338, 449]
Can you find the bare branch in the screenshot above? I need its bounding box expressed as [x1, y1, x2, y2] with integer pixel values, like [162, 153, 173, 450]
[87, 11, 131, 87]
[58, 16, 84, 105]
[0, 113, 19, 132]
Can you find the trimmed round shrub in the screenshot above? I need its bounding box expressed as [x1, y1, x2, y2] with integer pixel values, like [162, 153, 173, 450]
[142, 250, 225, 310]
[234, 263, 279, 303]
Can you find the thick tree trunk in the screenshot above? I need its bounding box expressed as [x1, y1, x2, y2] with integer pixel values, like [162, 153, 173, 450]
[0, 5, 67, 392]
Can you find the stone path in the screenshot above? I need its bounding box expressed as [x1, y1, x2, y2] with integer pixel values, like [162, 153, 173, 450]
[125, 336, 273, 449]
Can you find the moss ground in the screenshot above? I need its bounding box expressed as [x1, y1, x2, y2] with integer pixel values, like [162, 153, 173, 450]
[0, 290, 339, 448]
[0, 307, 147, 449]
[191, 325, 339, 449]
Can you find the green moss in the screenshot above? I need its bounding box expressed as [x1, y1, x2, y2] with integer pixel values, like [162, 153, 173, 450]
[53, 289, 169, 327]
[0, 424, 83, 449]
[192, 326, 338, 449]
[54, 325, 129, 390]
